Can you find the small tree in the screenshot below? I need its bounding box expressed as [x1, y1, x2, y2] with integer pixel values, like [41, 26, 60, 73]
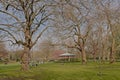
[39, 38, 54, 62]
[0, 42, 8, 63]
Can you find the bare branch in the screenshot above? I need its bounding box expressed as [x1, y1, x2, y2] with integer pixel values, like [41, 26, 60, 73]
[0, 28, 17, 42]
[31, 26, 49, 47]
[0, 10, 21, 22]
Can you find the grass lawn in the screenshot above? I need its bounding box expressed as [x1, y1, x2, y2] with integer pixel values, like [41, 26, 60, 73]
[0, 62, 120, 80]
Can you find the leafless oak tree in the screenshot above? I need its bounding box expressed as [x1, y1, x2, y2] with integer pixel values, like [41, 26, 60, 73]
[53, 0, 94, 64]
[0, 0, 53, 70]
[94, 0, 120, 63]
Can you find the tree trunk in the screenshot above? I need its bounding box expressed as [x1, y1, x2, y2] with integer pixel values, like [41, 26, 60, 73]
[107, 52, 110, 61]
[81, 48, 87, 64]
[93, 52, 97, 62]
[109, 39, 115, 63]
[21, 47, 30, 71]
[102, 51, 106, 62]
[109, 48, 115, 63]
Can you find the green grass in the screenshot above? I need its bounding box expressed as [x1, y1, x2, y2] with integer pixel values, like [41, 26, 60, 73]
[0, 62, 120, 80]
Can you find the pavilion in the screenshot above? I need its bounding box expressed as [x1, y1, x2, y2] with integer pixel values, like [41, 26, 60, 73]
[59, 53, 76, 61]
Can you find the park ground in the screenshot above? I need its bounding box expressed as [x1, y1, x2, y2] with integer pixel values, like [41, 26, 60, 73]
[0, 62, 120, 80]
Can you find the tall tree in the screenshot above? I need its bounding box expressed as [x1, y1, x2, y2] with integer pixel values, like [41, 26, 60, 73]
[93, 0, 120, 63]
[53, 0, 93, 64]
[0, 0, 53, 70]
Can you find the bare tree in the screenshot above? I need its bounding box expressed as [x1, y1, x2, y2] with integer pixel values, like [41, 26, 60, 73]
[52, 0, 94, 64]
[52, 0, 120, 64]
[0, 42, 8, 63]
[39, 38, 54, 62]
[0, 0, 53, 70]
[92, 0, 120, 63]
